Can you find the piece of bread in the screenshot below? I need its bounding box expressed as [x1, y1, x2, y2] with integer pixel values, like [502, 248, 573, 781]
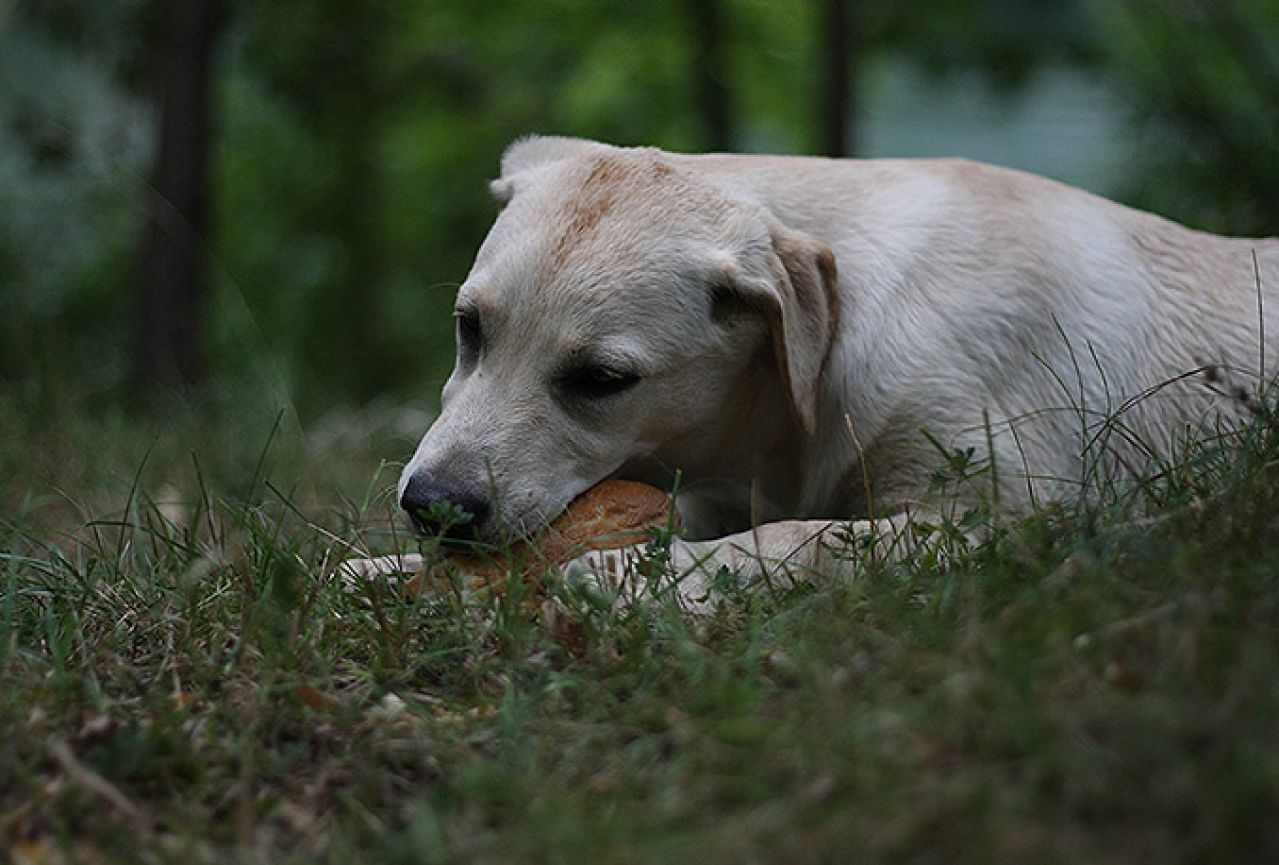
[437, 480, 677, 594]
[536, 479, 676, 562]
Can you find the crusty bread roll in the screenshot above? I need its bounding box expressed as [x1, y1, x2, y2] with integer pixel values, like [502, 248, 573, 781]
[536, 479, 675, 562]
[437, 480, 677, 594]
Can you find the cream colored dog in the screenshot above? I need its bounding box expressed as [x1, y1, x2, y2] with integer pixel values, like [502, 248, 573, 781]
[389, 136, 1277, 606]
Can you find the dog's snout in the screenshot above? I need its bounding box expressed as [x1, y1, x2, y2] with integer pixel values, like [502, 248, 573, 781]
[400, 472, 490, 541]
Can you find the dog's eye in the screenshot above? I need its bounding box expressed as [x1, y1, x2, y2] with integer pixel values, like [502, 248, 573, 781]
[456, 309, 482, 355]
[559, 364, 641, 400]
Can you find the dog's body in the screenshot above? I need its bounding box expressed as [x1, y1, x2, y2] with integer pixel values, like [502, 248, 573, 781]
[396, 136, 1277, 601]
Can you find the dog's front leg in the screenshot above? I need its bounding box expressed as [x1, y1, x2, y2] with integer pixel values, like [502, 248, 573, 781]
[563, 513, 927, 612]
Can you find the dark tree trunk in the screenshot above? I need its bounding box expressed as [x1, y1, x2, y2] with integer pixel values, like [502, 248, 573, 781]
[687, 0, 733, 151]
[297, 1, 392, 403]
[819, 0, 855, 157]
[135, 0, 226, 393]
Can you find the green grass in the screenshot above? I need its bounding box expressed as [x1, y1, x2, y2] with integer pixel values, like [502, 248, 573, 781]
[2, 386, 1278, 864]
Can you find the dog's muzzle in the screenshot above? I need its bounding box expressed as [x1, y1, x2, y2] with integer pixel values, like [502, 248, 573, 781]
[399, 471, 490, 544]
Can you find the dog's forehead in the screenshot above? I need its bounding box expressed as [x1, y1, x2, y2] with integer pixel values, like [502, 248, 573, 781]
[540, 152, 687, 260]
[463, 252, 697, 345]
[464, 151, 728, 316]
[505, 150, 727, 262]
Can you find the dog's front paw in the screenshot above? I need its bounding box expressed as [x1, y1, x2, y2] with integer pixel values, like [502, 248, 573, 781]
[334, 553, 428, 594]
[561, 544, 649, 604]
[560, 540, 715, 613]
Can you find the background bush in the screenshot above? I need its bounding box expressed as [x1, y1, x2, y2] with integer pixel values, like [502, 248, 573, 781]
[1, 0, 1275, 421]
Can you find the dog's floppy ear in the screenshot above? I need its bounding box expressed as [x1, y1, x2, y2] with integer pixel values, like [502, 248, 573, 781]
[727, 223, 838, 433]
[491, 136, 604, 209]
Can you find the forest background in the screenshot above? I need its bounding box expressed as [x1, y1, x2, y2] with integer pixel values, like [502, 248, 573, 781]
[2, 0, 1276, 429]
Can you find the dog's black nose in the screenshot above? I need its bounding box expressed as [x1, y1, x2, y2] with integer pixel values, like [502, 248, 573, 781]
[399, 473, 490, 542]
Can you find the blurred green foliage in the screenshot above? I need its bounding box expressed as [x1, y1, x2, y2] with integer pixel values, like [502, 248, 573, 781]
[1098, 0, 1279, 234]
[0, 0, 1275, 415]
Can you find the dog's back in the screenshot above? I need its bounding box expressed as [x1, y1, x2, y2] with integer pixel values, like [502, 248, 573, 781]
[670, 151, 1279, 510]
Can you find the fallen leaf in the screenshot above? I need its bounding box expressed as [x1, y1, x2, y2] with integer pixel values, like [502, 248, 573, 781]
[294, 684, 340, 713]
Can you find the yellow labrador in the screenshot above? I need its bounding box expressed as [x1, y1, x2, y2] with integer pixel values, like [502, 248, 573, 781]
[386, 136, 1276, 606]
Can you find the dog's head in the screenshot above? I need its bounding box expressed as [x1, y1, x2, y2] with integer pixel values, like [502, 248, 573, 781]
[398, 137, 837, 543]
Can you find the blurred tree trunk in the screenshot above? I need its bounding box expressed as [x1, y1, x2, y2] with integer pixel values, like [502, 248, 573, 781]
[304, 1, 392, 403]
[135, 0, 226, 393]
[687, 0, 733, 151]
[819, 0, 855, 157]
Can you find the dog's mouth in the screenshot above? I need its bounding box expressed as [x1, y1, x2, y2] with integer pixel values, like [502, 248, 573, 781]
[400, 468, 636, 551]
[403, 497, 567, 554]
[400, 491, 497, 551]
[405, 507, 483, 547]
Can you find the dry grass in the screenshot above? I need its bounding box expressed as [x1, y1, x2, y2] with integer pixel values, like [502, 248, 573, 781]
[2, 384, 1278, 863]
